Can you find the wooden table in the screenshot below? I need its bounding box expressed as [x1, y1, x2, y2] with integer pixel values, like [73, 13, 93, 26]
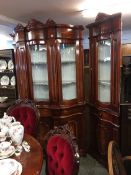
[13, 134, 43, 175]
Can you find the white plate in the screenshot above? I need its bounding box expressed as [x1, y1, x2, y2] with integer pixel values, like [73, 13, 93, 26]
[10, 76, 16, 86]
[0, 145, 15, 159]
[8, 60, 14, 70]
[0, 60, 7, 70]
[0, 97, 8, 103]
[1, 75, 10, 85]
[0, 158, 22, 175]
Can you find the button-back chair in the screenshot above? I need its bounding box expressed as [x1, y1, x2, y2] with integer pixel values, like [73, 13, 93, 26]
[7, 99, 40, 137]
[44, 125, 80, 175]
[108, 140, 131, 175]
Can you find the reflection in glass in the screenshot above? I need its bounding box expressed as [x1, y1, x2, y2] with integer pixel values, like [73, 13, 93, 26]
[30, 45, 49, 100]
[97, 40, 111, 102]
[60, 44, 76, 100]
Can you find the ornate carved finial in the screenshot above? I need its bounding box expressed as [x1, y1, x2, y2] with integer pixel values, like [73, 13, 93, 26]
[45, 19, 56, 25]
[14, 23, 25, 32]
[95, 12, 110, 22]
[9, 33, 15, 39]
[26, 18, 44, 30]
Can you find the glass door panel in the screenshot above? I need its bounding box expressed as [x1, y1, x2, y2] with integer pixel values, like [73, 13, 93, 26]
[97, 40, 111, 102]
[60, 44, 76, 100]
[30, 45, 49, 100]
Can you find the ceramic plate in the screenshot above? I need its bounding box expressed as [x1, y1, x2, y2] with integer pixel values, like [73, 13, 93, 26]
[8, 60, 14, 70]
[10, 76, 16, 86]
[0, 158, 22, 175]
[0, 60, 7, 70]
[0, 146, 15, 159]
[1, 75, 10, 85]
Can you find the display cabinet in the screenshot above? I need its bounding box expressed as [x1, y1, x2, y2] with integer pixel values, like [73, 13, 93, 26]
[86, 13, 121, 158]
[13, 19, 86, 153]
[0, 49, 17, 117]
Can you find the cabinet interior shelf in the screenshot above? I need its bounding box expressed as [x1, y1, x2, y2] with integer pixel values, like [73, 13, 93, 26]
[32, 62, 47, 65]
[62, 81, 76, 85]
[98, 60, 111, 63]
[98, 80, 110, 86]
[33, 81, 48, 86]
[0, 85, 15, 89]
[0, 69, 14, 73]
[61, 60, 75, 64]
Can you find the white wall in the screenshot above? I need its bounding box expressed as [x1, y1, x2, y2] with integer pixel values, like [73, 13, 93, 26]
[83, 29, 131, 49]
[0, 25, 13, 50]
[83, 30, 89, 49]
[122, 29, 131, 44]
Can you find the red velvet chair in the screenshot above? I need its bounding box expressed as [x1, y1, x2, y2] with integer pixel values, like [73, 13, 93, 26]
[44, 125, 80, 175]
[7, 99, 40, 137]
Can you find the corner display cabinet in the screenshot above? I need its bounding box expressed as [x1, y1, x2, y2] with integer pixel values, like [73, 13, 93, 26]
[13, 19, 86, 153]
[86, 13, 121, 158]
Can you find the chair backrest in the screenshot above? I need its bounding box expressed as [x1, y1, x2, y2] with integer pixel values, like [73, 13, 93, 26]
[7, 99, 40, 137]
[44, 125, 80, 175]
[108, 141, 127, 175]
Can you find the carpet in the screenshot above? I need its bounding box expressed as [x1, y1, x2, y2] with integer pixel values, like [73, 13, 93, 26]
[41, 154, 108, 175]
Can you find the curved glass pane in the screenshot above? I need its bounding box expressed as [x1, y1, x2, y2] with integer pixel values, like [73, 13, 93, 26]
[60, 44, 76, 100]
[97, 40, 111, 102]
[30, 45, 49, 101]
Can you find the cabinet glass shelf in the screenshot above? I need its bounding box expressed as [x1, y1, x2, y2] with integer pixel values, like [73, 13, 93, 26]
[33, 81, 48, 86]
[31, 62, 47, 65]
[62, 81, 76, 85]
[98, 80, 111, 86]
[61, 60, 75, 64]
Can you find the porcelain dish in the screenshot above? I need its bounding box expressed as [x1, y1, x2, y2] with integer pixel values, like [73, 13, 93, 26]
[0, 158, 22, 175]
[0, 145, 15, 159]
[1, 75, 10, 85]
[10, 76, 15, 86]
[8, 60, 14, 70]
[0, 96, 8, 103]
[0, 60, 7, 70]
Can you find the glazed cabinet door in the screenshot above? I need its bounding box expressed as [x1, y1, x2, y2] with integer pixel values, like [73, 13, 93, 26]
[28, 45, 49, 101]
[97, 39, 111, 103]
[60, 43, 77, 100]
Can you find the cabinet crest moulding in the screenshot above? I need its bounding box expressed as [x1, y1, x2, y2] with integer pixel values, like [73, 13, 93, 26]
[95, 13, 110, 22]
[26, 19, 44, 31]
[14, 23, 25, 32]
[45, 19, 56, 26]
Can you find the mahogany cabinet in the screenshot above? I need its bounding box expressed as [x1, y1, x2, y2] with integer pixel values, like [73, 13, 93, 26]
[13, 19, 86, 152]
[86, 13, 122, 157]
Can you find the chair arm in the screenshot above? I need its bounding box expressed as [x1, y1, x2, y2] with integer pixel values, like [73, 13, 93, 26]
[123, 156, 131, 161]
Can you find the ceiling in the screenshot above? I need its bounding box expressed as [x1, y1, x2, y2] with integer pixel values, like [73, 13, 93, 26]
[0, 0, 131, 39]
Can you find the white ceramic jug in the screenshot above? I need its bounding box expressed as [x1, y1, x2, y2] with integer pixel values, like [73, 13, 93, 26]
[9, 124, 24, 145]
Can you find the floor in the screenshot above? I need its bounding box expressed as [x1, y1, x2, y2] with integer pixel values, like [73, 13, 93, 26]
[41, 154, 108, 175]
